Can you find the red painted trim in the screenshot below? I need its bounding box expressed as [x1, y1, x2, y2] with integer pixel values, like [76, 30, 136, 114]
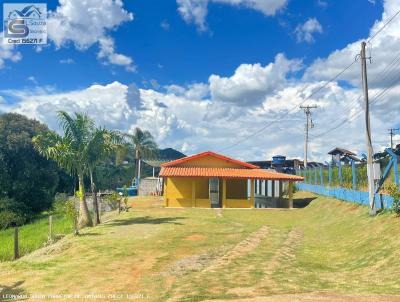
[159, 167, 304, 181]
[161, 151, 260, 169]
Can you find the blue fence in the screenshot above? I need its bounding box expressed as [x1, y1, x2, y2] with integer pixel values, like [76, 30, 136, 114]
[297, 183, 394, 209]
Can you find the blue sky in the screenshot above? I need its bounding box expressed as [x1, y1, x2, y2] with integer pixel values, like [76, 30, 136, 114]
[0, 0, 381, 91]
[0, 0, 399, 161]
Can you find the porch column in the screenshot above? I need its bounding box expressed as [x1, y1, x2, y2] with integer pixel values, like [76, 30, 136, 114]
[164, 178, 168, 207]
[191, 179, 196, 207]
[222, 179, 227, 208]
[288, 181, 294, 208]
[250, 179, 255, 208]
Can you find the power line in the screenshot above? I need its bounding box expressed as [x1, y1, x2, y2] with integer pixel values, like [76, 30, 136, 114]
[310, 49, 400, 134]
[310, 48, 400, 139]
[218, 7, 400, 153]
[368, 8, 400, 42]
[218, 60, 356, 152]
[311, 69, 400, 139]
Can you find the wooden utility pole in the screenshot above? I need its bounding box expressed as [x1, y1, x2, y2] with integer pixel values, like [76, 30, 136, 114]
[48, 215, 53, 243]
[361, 41, 376, 215]
[300, 105, 317, 168]
[14, 227, 19, 260]
[389, 128, 399, 149]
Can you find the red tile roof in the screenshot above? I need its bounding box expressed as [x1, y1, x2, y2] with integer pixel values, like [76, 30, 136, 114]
[160, 167, 304, 181]
[161, 151, 259, 169]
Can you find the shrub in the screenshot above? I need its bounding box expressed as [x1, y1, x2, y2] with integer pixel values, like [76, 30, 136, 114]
[387, 183, 400, 216]
[0, 197, 28, 229]
[52, 193, 70, 214]
[104, 192, 121, 210]
[52, 193, 78, 234]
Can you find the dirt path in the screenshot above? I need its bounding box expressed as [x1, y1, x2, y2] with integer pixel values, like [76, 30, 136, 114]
[205, 226, 270, 272]
[260, 227, 303, 283]
[166, 226, 270, 302]
[226, 227, 303, 298]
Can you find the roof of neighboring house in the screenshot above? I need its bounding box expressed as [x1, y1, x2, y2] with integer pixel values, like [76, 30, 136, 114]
[160, 167, 303, 181]
[161, 151, 260, 169]
[328, 147, 356, 156]
[142, 159, 168, 167]
[345, 154, 361, 162]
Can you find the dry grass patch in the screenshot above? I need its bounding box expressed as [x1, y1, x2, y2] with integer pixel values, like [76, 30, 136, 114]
[0, 192, 400, 302]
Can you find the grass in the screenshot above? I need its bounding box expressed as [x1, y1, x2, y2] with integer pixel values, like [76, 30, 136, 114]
[0, 192, 400, 302]
[0, 214, 73, 261]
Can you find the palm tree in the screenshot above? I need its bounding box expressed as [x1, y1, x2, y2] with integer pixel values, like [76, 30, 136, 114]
[33, 111, 95, 228]
[126, 128, 158, 185]
[86, 128, 122, 224]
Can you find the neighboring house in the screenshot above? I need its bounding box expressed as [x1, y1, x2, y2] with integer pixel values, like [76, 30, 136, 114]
[328, 147, 360, 164]
[160, 151, 303, 209]
[248, 155, 304, 174]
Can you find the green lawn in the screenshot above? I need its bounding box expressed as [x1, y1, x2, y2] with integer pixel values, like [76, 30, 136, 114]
[1, 192, 400, 302]
[0, 214, 73, 262]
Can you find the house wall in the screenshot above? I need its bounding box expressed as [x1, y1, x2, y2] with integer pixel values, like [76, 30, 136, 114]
[164, 176, 254, 208]
[164, 177, 211, 208]
[175, 155, 244, 168]
[164, 177, 192, 207]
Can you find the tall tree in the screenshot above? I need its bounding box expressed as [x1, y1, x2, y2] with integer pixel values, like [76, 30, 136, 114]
[0, 113, 60, 222]
[86, 128, 122, 224]
[126, 128, 158, 184]
[33, 111, 95, 228]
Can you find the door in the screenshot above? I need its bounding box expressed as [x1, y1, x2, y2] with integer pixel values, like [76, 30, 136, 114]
[209, 178, 220, 208]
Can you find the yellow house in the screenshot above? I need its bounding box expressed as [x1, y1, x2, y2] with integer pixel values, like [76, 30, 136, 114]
[160, 151, 303, 208]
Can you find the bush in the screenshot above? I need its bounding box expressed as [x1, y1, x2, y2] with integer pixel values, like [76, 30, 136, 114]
[52, 193, 78, 234]
[104, 192, 121, 210]
[387, 183, 400, 216]
[52, 193, 70, 214]
[0, 197, 28, 229]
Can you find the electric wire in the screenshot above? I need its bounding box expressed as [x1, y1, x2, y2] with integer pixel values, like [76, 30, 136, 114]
[309, 50, 400, 138]
[218, 8, 400, 152]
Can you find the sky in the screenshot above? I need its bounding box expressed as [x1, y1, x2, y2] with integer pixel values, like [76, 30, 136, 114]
[0, 0, 399, 162]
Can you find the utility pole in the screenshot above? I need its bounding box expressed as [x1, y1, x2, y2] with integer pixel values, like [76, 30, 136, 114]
[388, 128, 399, 149]
[300, 105, 317, 168]
[361, 41, 375, 215]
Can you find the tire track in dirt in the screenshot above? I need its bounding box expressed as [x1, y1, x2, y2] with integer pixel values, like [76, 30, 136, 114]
[205, 226, 270, 273]
[227, 227, 304, 298]
[166, 226, 270, 302]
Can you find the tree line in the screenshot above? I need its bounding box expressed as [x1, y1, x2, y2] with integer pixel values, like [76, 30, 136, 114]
[0, 111, 159, 230]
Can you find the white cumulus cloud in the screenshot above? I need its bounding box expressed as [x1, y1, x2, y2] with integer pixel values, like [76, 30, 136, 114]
[295, 17, 323, 43]
[48, 0, 135, 70]
[209, 53, 302, 106]
[3, 0, 400, 161]
[0, 33, 22, 69]
[177, 0, 287, 31]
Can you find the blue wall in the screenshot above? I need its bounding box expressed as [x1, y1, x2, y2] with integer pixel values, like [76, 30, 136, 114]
[297, 183, 394, 209]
